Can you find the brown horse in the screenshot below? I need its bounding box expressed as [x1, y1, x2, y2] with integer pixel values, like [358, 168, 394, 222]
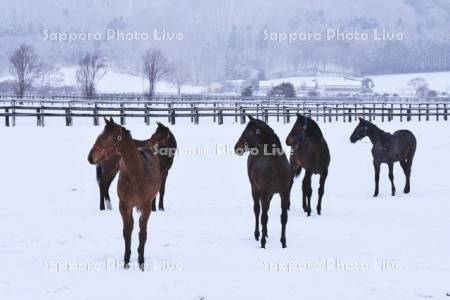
[234, 115, 291, 248]
[88, 118, 161, 270]
[95, 123, 176, 211]
[286, 114, 330, 217]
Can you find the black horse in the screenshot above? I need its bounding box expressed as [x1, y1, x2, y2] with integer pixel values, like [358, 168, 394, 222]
[350, 118, 417, 197]
[234, 116, 291, 248]
[286, 114, 330, 216]
[95, 122, 176, 211]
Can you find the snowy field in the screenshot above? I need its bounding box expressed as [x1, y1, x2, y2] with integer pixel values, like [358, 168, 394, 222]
[0, 117, 449, 299]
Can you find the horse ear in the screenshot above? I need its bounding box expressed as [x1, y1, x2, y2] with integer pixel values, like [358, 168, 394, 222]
[296, 113, 301, 118]
[359, 117, 364, 123]
[109, 117, 115, 124]
[104, 117, 110, 125]
[247, 115, 255, 122]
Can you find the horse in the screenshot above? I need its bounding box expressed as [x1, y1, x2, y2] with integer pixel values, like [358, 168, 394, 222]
[234, 115, 291, 248]
[96, 138, 146, 211]
[95, 123, 176, 211]
[286, 114, 330, 217]
[146, 122, 177, 211]
[88, 117, 161, 270]
[350, 118, 417, 197]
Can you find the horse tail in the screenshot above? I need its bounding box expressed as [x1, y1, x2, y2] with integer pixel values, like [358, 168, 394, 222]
[409, 134, 417, 162]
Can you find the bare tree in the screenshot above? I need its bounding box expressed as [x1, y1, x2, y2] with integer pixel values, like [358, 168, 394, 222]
[9, 44, 42, 97]
[407, 78, 429, 97]
[171, 62, 190, 95]
[76, 52, 107, 98]
[142, 49, 172, 98]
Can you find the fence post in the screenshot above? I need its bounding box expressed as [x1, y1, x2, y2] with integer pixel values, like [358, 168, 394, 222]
[400, 104, 403, 122]
[144, 103, 150, 125]
[336, 104, 339, 122]
[276, 104, 280, 122]
[41, 102, 45, 126]
[4, 108, 9, 127]
[170, 109, 176, 125]
[213, 103, 217, 123]
[93, 104, 99, 126]
[263, 108, 269, 123]
[436, 104, 439, 121]
[120, 103, 126, 125]
[407, 104, 411, 122]
[444, 104, 448, 121]
[194, 106, 199, 125]
[167, 103, 172, 123]
[240, 106, 246, 124]
[235, 103, 238, 123]
[11, 100, 16, 127]
[218, 109, 223, 125]
[348, 109, 352, 122]
[426, 104, 429, 121]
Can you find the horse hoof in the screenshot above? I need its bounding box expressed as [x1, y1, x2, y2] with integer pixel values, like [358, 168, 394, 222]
[317, 210, 321, 215]
[260, 245, 266, 249]
[254, 233, 260, 241]
[159, 207, 165, 211]
[404, 188, 410, 194]
[139, 263, 145, 271]
[373, 193, 378, 197]
[124, 262, 130, 270]
[282, 244, 287, 248]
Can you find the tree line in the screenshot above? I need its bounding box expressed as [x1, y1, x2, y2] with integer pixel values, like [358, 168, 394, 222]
[5, 44, 178, 98]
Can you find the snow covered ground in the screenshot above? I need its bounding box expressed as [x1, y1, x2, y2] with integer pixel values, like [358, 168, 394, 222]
[0, 117, 449, 299]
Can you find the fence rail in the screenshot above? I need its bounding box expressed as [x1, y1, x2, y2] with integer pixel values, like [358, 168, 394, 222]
[0, 96, 449, 126]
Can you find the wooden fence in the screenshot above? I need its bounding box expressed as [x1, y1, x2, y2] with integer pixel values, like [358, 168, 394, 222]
[0, 96, 449, 127]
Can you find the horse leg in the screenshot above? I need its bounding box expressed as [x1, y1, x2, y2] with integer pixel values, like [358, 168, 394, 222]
[104, 172, 116, 210]
[151, 197, 157, 212]
[99, 182, 106, 211]
[252, 189, 260, 241]
[119, 202, 133, 269]
[317, 169, 328, 215]
[301, 174, 308, 213]
[260, 195, 271, 248]
[280, 191, 289, 248]
[97, 166, 105, 211]
[138, 201, 151, 271]
[303, 171, 313, 216]
[158, 173, 168, 211]
[400, 159, 411, 194]
[373, 160, 380, 197]
[388, 162, 396, 196]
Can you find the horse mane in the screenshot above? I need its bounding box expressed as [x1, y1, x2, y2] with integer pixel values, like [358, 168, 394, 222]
[300, 116, 324, 139]
[252, 119, 283, 149]
[363, 119, 388, 135]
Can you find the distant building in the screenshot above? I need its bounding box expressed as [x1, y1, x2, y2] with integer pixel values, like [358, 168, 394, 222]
[221, 79, 248, 94]
[259, 75, 363, 97]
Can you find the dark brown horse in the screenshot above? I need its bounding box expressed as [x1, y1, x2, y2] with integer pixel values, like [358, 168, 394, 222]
[88, 118, 161, 270]
[350, 118, 417, 197]
[234, 116, 291, 248]
[286, 114, 330, 217]
[95, 123, 176, 211]
[146, 122, 177, 211]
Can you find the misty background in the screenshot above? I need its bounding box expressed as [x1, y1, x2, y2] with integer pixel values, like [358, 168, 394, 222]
[1, 0, 450, 86]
